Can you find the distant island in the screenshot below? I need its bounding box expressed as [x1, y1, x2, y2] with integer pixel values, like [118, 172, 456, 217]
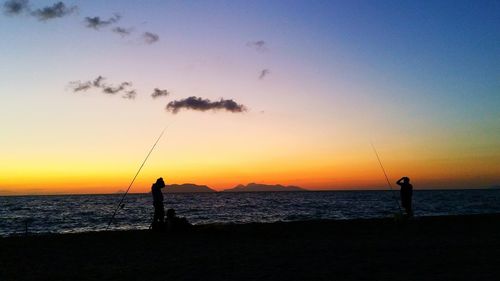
[156, 182, 307, 193]
[223, 183, 307, 192]
[164, 184, 216, 193]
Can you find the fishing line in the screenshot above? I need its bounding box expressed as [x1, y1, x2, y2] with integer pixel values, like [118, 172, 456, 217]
[106, 126, 168, 229]
[370, 142, 403, 214]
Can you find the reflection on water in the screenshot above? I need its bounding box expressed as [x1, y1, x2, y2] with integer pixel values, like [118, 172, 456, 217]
[1, 189, 499, 236]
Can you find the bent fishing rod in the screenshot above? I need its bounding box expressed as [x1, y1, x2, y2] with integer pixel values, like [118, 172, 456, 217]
[106, 127, 167, 230]
[371, 143, 403, 215]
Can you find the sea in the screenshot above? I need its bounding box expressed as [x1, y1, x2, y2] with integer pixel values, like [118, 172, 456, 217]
[1, 189, 499, 236]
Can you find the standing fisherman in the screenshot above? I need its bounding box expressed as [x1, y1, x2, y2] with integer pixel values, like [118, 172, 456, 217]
[151, 177, 166, 230]
[396, 177, 413, 217]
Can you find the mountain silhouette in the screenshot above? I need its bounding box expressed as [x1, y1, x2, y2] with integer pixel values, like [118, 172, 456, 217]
[223, 183, 306, 192]
[164, 184, 216, 193]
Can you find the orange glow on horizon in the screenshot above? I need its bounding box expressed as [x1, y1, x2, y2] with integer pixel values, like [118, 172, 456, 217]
[1, 102, 498, 196]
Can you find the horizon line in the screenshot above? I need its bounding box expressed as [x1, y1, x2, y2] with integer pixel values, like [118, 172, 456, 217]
[0, 186, 497, 197]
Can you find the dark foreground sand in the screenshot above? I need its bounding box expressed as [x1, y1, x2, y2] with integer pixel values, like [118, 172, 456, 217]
[1, 214, 499, 281]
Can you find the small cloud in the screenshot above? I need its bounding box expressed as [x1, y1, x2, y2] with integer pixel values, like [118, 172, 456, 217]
[3, 0, 29, 15]
[102, 81, 131, 94]
[143, 32, 159, 44]
[69, 76, 136, 100]
[102, 86, 123, 94]
[84, 14, 120, 30]
[112, 26, 132, 37]
[122, 90, 136, 99]
[151, 88, 169, 98]
[166, 96, 247, 114]
[31, 1, 76, 21]
[259, 69, 270, 79]
[69, 80, 92, 92]
[93, 76, 105, 87]
[247, 40, 267, 52]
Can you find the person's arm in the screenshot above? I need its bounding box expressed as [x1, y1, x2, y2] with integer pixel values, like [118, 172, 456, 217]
[396, 177, 404, 185]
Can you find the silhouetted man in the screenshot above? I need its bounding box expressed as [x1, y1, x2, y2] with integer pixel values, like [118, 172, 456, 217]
[396, 177, 413, 217]
[151, 177, 166, 229]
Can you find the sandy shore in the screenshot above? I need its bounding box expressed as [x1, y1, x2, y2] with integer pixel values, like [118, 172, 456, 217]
[1, 214, 499, 281]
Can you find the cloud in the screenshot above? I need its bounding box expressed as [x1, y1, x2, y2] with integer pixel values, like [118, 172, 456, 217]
[31, 1, 76, 21]
[247, 40, 267, 52]
[143, 32, 159, 44]
[69, 81, 92, 92]
[112, 26, 132, 37]
[93, 75, 105, 87]
[102, 86, 122, 94]
[166, 96, 247, 114]
[151, 88, 170, 98]
[69, 76, 136, 99]
[123, 90, 136, 99]
[3, 0, 29, 15]
[84, 14, 120, 29]
[102, 82, 131, 94]
[68, 76, 104, 92]
[259, 69, 270, 79]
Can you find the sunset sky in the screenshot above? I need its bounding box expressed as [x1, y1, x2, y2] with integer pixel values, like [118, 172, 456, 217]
[1, 0, 499, 195]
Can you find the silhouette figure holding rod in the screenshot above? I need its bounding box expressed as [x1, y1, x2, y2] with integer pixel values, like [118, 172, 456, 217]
[396, 177, 413, 217]
[151, 177, 166, 230]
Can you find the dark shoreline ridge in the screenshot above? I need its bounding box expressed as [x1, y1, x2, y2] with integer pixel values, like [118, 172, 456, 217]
[1, 214, 499, 281]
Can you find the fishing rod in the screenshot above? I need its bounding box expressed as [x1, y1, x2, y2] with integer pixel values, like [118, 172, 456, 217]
[370, 143, 403, 215]
[106, 127, 167, 230]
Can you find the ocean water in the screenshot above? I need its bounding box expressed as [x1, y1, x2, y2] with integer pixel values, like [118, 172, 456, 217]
[1, 189, 499, 236]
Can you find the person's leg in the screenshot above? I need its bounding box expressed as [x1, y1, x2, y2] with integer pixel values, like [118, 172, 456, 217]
[403, 199, 413, 217]
[153, 209, 159, 223]
[158, 204, 165, 224]
[153, 203, 163, 228]
[407, 199, 413, 217]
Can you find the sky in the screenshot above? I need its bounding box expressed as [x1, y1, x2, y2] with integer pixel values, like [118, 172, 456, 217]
[0, 0, 499, 195]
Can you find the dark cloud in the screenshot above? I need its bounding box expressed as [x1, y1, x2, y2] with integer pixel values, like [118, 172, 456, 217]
[151, 88, 169, 98]
[31, 2, 76, 21]
[102, 82, 131, 94]
[3, 0, 29, 15]
[70, 76, 136, 99]
[102, 86, 123, 94]
[166, 96, 247, 114]
[84, 14, 120, 29]
[259, 69, 270, 79]
[68, 76, 104, 92]
[93, 75, 105, 87]
[112, 26, 132, 37]
[143, 32, 159, 44]
[247, 40, 267, 51]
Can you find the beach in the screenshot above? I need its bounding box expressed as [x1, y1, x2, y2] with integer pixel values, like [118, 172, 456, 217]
[1, 214, 499, 281]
